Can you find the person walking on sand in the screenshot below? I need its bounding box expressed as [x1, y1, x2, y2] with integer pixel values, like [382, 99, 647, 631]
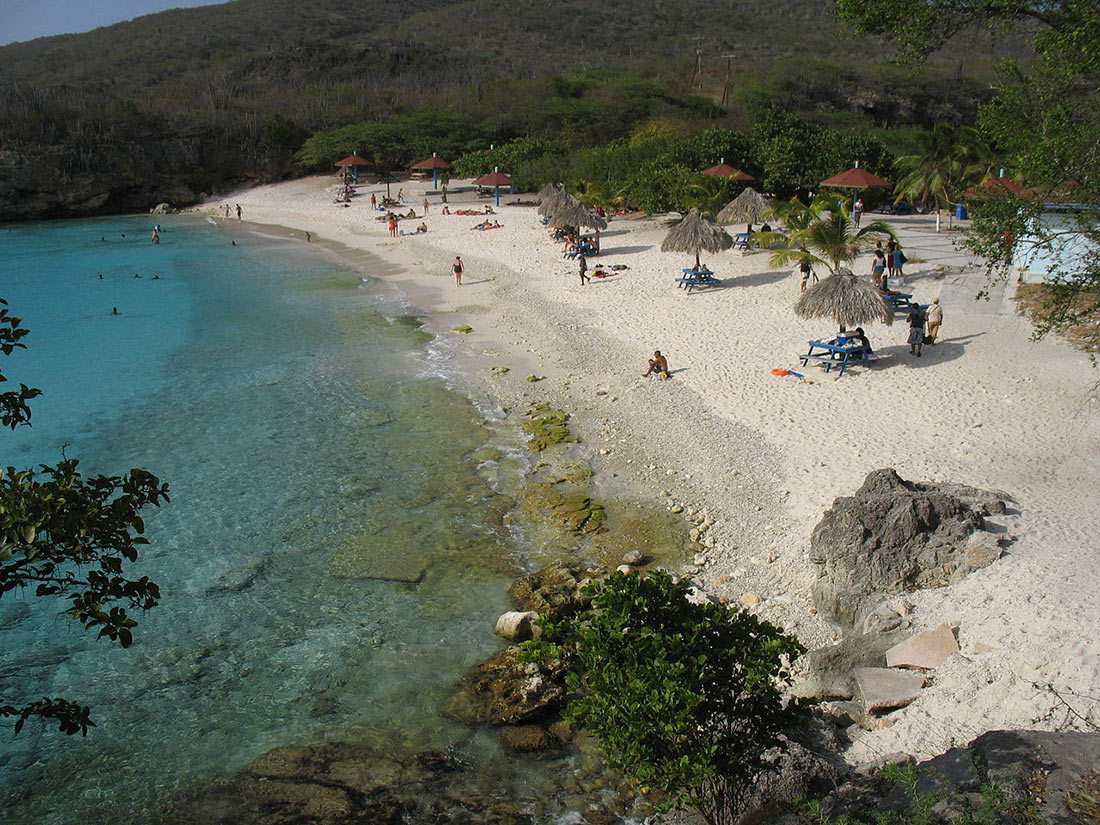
[578, 255, 590, 286]
[423, 197, 430, 215]
[388, 216, 398, 238]
[397, 188, 404, 203]
[906, 303, 926, 357]
[925, 298, 943, 344]
[371, 193, 377, 210]
[236, 204, 242, 221]
[799, 258, 815, 293]
[643, 350, 670, 379]
[452, 255, 464, 287]
[853, 197, 864, 229]
[225, 204, 231, 219]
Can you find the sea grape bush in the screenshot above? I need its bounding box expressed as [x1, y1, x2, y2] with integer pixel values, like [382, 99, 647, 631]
[528, 569, 805, 825]
[0, 301, 169, 737]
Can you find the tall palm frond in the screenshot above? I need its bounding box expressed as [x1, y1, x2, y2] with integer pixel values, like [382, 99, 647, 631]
[760, 202, 896, 275]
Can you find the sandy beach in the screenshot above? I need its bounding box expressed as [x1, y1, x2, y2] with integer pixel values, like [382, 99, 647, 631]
[214, 176, 1100, 764]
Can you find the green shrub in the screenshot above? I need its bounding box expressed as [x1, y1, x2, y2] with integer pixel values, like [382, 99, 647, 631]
[529, 569, 805, 825]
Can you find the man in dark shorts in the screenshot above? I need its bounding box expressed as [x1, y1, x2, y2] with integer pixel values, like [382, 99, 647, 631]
[643, 350, 670, 379]
[906, 304, 926, 357]
[578, 255, 590, 285]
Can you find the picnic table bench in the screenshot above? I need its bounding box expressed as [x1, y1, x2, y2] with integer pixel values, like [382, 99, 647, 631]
[733, 232, 751, 250]
[798, 339, 872, 377]
[884, 291, 915, 312]
[677, 268, 722, 292]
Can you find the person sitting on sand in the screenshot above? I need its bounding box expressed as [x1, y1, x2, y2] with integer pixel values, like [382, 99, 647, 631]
[643, 350, 670, 380]
[483, 205, 494, 214]
[416, 223, 428, 234]
[406, 209, 416, 219]
[442, 206, 451, 215]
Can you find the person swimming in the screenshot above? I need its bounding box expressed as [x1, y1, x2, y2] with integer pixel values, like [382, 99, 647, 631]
[110, 307, 120, 315]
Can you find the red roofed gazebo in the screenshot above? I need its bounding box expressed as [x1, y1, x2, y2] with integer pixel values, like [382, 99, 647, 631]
[334, 153, 373, 183]
[701, 158, 755, 181]
[962, 176, 1027, 199]
[474, 169, 513, 206]
[820, 168, 891, 189]
[411, 153, 453, 189]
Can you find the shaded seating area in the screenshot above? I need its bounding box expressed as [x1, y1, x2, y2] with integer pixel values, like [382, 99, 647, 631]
[884, 291, 915, 312]
[798, 336, 874, 377]
[732, 233, 751, 250]
[564, 240, 598, 259]
[677, 267, 722, 292]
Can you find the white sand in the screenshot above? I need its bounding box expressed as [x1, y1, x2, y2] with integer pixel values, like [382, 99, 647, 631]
[215, 176, 1100, 763]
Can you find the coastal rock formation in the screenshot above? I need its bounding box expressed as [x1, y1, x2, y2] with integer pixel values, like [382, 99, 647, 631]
[822, 731, 1100, 825]
[161, 742, 539, 825]
[793, 630, 909, 700]
[447, 646, 566, 726]
[810, 469, 1009, 628]
[508, 560, 602, 620]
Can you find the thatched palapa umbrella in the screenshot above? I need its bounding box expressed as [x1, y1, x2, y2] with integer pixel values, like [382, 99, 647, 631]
[537, 184, 568, 218]
[548, 193, 608, 230]
[794, 268, 893, 329]
[717, 187, 770, 226]
[660, 208, 733, 269]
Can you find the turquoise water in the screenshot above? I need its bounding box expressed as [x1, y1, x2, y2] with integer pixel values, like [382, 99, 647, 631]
[0, 216, 560, 823]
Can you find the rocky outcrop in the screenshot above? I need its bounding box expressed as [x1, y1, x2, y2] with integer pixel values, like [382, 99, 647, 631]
[507, 560, 602, 620]
[793, 630, 910, 700]
[810, 469, 1009, 628]
[162, 741, 539, 825]
[447, 646, 566, 726]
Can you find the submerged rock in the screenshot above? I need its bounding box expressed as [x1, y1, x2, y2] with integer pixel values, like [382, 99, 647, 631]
[162, 741, 538, 825]
[810, 469, 1009, 628]
[522, 403, 579, 451]
[448, 646, 566, 726]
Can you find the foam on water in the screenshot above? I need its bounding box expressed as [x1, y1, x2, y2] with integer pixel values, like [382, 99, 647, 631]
[0, 216, 564, 823]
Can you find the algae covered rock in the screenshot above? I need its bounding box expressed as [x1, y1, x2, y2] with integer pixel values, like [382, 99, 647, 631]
[449, 646, 566, 726]
[522, 402, 578, 451]
[508, 560, 603, 620]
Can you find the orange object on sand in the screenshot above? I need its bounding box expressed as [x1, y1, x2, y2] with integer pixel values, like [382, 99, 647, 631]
[771, 368, 789, 376]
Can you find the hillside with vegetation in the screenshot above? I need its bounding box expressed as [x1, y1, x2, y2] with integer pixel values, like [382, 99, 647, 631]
[0, 0, 1030, 219]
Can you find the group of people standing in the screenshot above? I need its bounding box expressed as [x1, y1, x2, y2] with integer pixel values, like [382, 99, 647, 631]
[869, 240, 907, 291]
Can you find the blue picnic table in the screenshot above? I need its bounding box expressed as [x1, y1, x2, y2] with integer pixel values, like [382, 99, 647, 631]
[678, 268, 721, 292]
[798, 338, 872, 377]
[884, 291, 914, 312]
[733, 232, 751, 250]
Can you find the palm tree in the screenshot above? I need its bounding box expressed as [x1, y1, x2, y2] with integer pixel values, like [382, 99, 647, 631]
[755, 197, 896, 275]
[894, 124, 999, 232]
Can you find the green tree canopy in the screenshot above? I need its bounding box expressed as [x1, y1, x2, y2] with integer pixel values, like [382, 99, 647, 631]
[0, 300, 169, 737]
[835, 0, 1100, 346]
[530, 570, 805, 825]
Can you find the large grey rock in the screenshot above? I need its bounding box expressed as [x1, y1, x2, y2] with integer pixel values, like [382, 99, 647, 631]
[886, 623, 959, 670]
[854, 667, 926, 712]
[810, 469, 1009, 628]
[793, 630, 909, 700]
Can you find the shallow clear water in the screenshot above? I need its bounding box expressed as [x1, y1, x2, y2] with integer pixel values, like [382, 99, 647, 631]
[0, 216, 551, 823]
